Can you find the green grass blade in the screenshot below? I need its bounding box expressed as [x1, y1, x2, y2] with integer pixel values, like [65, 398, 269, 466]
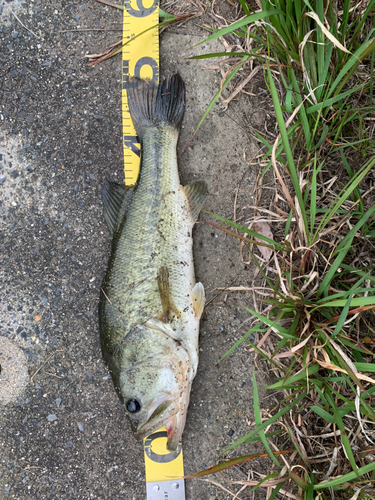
[309, 156, 317, 236]
[307, 475, 315, 500]
[244, 307, 299, 340]
[315, 0, 325, 96]
[310, 406, 335, 424]
[261, 481, 284, 499]
[327, 39, 375, 99]
[253, 373, 282, 468]
[314, 157, 375, 240]
[315, 42, 334, 102]
[331, 294, 353, 338]
[159, 8, 174, 19]
[288, 67, 312, 148]
[267, 364, 320, 389]
[223, 391, 308, 452]
[349, 0, 375, 44]
[340, 149, 364, 213]
[316, 296, 375, 309]
[188, 51, 256, 59]
[208, 212, 287, 250]
[217, 322, 265, 363]
[354, 363, 375, 373]
[199, 10, 284, 45]
[325, 393, 359, 475]
[267, 64, 309, 241]
[314, 462, 375, 489]
[246, 338, 286, 371]
[285, 210, 293, 239]
[316, 239, 353, 298]
[286, 424, 311, 470]
[306, 84, 367, 115]
[185, 57, 248, 149]
[238, 0, 251, 16]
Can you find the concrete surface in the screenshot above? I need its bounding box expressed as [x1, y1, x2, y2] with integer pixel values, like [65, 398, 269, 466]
[0, 1, 272, 498]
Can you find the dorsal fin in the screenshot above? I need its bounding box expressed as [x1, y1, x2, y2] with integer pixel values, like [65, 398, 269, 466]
[102, 180, 134, 235]
[183, 181, 208, 222]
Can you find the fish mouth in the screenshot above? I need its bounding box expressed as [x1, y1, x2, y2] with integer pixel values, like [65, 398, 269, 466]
[165, 414, 181, 452]
[165, 407, 188, 452]
[165, 380, 192, 451]
[134, 395, 179, 441]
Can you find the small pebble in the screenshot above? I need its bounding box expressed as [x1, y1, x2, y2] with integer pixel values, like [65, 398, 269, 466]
[47, 414, 57, 422]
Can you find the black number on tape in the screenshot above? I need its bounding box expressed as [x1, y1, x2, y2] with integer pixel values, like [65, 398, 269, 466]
[123, 58, 159, 90]
[144, 431, 182, 463]
[124, 0, 158, 18]
[134, 57, 159, 84]
[124, 135, 141, 157]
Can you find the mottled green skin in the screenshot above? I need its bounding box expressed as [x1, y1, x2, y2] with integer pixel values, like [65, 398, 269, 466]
[99, 125, 199, 443]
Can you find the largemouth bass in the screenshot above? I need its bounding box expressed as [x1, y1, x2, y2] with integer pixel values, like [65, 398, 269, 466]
[99, 74, 207, 451]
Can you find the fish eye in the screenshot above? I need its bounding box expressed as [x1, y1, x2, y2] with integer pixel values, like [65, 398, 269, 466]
[126, 398, 141, 413]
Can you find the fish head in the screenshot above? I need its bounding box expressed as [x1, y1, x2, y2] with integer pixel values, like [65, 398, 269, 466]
[119, 342, 192, 451]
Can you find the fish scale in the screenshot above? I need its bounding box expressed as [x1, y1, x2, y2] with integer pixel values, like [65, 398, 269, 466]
[107, 129, 187, 327]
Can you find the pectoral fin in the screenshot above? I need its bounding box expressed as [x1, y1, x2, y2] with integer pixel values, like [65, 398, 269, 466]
[157, 266, 180, 322]
[183, 181, 208, 222]
[102, 180, 134, 235]
[192, 282, 205, 319]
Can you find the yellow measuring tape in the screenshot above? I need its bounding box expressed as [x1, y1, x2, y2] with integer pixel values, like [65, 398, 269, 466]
[122, 3, 185, 498]
[122, 0, 159, 185]
[144, 426, 185, 499]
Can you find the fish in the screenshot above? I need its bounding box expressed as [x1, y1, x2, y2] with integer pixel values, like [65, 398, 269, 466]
[99, 74, 207, 451]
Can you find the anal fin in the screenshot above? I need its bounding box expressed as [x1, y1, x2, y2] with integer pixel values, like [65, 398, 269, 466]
[183, 181, 208, 222]
[192, 282, 205, 319]
[102, 180, 134, 235]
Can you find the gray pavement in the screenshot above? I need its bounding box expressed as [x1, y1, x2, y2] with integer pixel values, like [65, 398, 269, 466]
[0, 1, 271, 498]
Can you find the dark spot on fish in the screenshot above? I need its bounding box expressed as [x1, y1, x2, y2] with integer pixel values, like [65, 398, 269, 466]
[156, 227, 166, 241]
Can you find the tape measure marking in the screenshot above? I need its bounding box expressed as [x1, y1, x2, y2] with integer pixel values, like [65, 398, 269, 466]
[143, 426, 184, 484]
[144, 427, 185, 499]
[122, 0, 159, 185]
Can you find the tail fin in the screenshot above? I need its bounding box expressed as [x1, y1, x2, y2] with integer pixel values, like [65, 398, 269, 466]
[127, 74, 185, 140]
